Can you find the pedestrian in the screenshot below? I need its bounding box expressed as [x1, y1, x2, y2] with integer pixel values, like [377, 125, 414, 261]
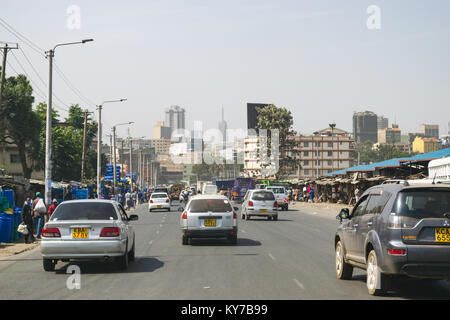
[308, 187, 315, 203]
[21, 196, 35, 244]
[125, 190, 131, 210]
[32, 192, 45, 239]
[47, 199, 58, 220]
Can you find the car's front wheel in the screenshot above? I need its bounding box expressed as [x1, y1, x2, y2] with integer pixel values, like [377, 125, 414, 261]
[335, 241, 353, 280]
[43, 259, 55, 272]
[366, 250, 387, 296]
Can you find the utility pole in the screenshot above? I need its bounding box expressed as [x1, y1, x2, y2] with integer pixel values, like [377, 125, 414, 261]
[112, 126, 117, 195]
[0, 43, 18, 106]
[81, 110, 88, 181]
[129, 138, 133, 191]
[96, 104, 102, 198]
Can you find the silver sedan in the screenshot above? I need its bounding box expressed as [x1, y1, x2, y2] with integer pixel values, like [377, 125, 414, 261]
[40, 200, 138, 271]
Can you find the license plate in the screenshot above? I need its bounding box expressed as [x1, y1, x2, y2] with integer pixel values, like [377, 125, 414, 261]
[72, 227, 88, 239]
[157, 205, 162, 208]
[260, 209, 267, 213]
[204, 219, 216, 227]
[435, 228, 450, 242]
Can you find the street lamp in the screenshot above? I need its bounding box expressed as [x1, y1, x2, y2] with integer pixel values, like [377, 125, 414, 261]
[112, 122, 134, 196]
[128, 136, 145, 191]
[96, 98, 127, 198]
[44, 39, 93, 206]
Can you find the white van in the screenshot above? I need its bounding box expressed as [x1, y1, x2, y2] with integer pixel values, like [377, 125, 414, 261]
[202, 184, 218, 195]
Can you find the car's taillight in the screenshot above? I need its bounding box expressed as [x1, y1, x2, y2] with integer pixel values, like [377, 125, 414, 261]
[182, 211, 187, 219]
[388, 213, 419, 229]
[388, 249, 406, 256]
[233, 211, 237, 219]
[42, 227, 61, 238]
[100, 227, 120, 237]
[274, 201, 278, 207]
[248, 201, 254, 207]
[166, 199, 170, 203]
[150, 199, 153, 203]
[284, 197, 288, 203]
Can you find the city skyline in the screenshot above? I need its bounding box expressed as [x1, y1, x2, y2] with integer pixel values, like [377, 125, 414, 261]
[2, 0, 450, 140]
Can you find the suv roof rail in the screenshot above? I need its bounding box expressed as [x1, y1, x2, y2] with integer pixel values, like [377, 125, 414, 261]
[382, 179, 410, 186]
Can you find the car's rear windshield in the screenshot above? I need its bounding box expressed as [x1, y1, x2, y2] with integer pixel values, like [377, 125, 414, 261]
[154, 189, 168, 193]
[50, 202, 118, 221]
[393, 189, 450, 219]
[152, 193, 167, 198]
[252, 191, 275, 201]
[267, 187, 284, 194]
[188, 199, 232, 213]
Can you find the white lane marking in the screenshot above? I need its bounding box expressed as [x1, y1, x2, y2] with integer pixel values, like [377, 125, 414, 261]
[293, 278, 305, 290]
[241, 229, 247, 234]
[203, 286, 210, 289]
[268, 253, 276, 261]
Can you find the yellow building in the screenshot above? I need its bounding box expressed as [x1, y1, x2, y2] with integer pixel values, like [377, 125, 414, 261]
[412, 136, 438, 154]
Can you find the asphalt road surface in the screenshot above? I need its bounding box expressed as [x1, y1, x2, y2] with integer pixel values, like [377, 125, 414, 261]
[1, 201, 450, 300]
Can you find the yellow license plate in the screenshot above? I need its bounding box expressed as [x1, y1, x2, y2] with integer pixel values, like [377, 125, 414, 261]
[435, 228, 450, 242]
[157, 205, 162, 208]
[204, 219, 216, 227]
[260, 209, 267, 213]
[72, 228, 88, 239]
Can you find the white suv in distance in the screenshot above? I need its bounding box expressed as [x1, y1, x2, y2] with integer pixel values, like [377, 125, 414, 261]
[241, 190, 278, 221]
[180, 195, 238, 245]
[149, 192, 171, 212]
[266, 186, 289, 211]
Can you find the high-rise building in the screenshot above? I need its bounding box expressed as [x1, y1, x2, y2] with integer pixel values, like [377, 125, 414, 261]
[247, 103, 269, 133]
[377, 116, 389, 130]
[164, 105, 186, 137]
[377, 124, 401, 144]
[153, 121, 171, 139]
[353, 111, 378, 143]
[420, 124, 439, 139]
[218, 106, 227, 142]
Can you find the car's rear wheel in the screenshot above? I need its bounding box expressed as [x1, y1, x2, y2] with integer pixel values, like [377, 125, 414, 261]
[267, 216, 272, 220]
[116, 244, 129, 270]
[366, 250, 387, 296]
[335, 241, 353, 280]
[43, 259, 55, 272]
[229, 235, 237, 245]
[273, 215, 278, 221]
[182, 234, 189, 245]
[128, 238, 135, 261]
[245, 214, 250, 220]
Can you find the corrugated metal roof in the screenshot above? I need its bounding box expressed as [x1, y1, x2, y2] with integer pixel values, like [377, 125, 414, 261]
[325, 147, 450, 176]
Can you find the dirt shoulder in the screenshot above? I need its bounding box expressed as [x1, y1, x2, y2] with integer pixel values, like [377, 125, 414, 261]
[0, 242, 40, 259]
[290, 201, 354, 220]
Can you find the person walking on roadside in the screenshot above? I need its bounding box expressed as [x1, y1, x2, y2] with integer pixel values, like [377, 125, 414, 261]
[32, 192, 45, 239]
[22, 196, 35, 244]
[125, 190, 131, 210]
[47, 199, 58, 221]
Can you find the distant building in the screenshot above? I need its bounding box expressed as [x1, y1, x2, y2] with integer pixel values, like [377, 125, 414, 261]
[150, 138, 171, 155]
[247, 103, 269, 133]
[218, 107, 227, 143]
[377, 124, 401, 144]
[153, 121, 171, 139]
[408, 132, 425, 144]
[287, 125, 354, 178]
[164, 105, 186, 137]
[412, 136, 439, 153]
[420, 124, 439, 139]
[353, 111, 378, 143]
[377, 116, 389, 130]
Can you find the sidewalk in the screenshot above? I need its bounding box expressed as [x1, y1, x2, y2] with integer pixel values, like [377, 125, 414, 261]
[0, 242, 40, 259]
[290, 201, 354, 220]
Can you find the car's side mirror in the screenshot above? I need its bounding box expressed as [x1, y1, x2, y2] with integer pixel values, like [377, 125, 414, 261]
[336, 208, 350, 223]
[233, 207, 239, 211]
[128, 214, 139, 221]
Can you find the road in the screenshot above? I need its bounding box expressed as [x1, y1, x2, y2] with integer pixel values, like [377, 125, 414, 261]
[1, 201, 450, 300]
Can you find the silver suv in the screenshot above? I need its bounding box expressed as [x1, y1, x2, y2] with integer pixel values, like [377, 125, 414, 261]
[335, 181, 450, 295]
[180, 195, 238, 245]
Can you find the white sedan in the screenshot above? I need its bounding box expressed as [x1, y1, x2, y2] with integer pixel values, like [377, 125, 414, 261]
[149, 192, 171, 212]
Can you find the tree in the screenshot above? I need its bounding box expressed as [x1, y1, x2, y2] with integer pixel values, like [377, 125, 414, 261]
[0, 74, 41, 179]
[356, 141, 416, 164]
[255, 104, 298, 179]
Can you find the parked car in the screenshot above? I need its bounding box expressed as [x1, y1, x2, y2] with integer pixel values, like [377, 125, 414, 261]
[149, 192, 171, 212]
[180, 195, 239, 245]
[334, 181, 450, 295]
[241, 189, 278, 220]
[40, 200, 138, 271]
[266, 186, 289, 211]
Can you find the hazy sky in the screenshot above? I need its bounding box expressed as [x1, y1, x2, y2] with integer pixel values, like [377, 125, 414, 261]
[2, 0, 450, 140]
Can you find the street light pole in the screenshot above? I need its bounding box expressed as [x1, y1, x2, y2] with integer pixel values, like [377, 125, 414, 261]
[45, 39, 93, 206]
[96, 98, 127, 198]
[112, 122, 134, 196]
